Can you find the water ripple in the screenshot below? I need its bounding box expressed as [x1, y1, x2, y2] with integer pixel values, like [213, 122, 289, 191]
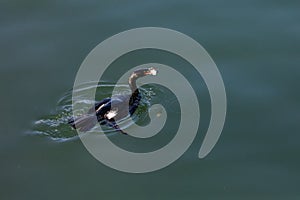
[31, 82, 157, 142]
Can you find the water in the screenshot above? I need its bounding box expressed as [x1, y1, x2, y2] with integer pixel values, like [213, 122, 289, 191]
[1, 0, 300, 199]
[31, 82, 161, 141]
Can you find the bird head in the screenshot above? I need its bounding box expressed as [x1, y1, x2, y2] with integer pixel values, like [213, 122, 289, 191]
[145, 67, 158, 76]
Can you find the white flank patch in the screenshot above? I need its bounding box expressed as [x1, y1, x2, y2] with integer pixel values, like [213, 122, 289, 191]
[106, 110, 118, 119]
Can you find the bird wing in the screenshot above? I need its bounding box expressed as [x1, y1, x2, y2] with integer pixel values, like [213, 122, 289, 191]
[95, 97, 125, 117]
[87, 97, 111, 114]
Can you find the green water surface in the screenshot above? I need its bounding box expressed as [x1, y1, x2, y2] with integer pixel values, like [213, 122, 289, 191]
[1, 0, 300, 199]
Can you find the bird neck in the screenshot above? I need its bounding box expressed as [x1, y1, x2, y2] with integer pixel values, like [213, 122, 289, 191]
[128, 74, 141, 108]
[128, 74, 138, 92]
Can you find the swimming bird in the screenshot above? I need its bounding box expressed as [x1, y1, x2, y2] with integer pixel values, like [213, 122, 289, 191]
[68, 67, 158, 134]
